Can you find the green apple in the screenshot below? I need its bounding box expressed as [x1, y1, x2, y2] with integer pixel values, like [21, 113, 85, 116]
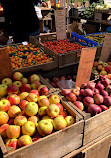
[49, 95, 60, 104]
[2, 78, 12, 86]
[0, 84, 7, 97]
[46, 104, 60, 118]
[29, 74, 40, 83]
[22, 121, 36, 136]
[103, 62, 108, 67]
[53, 115, 67, 130]
[100, 70, 107, 75]
[24, 102, 38, 116]
[13, 72, 23, 81]
[38, 106, 47, 116]
[65, 116, 75, 126]
[37, 120, 53, 136]
[13, 81, 22, 88]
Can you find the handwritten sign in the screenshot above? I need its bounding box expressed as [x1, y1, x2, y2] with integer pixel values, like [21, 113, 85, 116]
[75, 47, 97, 87]
[99, 33, 111, 62]
[55, 9, 66, 40]
[0, 47, 13, 82]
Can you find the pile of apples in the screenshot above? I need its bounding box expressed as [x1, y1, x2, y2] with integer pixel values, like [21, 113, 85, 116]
[45, 75, 76, 88]
[92, 61, 111, 77]
[61, 75, 111, 116]
[0, 72, 75, 150]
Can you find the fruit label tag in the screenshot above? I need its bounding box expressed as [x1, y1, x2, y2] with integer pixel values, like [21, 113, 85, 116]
[55, 9, 67, 40]
[75, 47, 97, 87]
[0, 47, 13, 82]
[99, 33, 111, 62]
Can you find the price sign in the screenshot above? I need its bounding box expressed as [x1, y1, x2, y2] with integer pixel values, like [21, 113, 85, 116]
[75, 47, 97, 87]
[99, 33, 111, 62]
[55, 9, 66, 40]
[0, 47, 13, 82]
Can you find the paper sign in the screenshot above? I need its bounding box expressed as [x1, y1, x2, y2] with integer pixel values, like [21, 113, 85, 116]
[75, 47, 97, 87]
[55, 9, 66, 40]
[99, 33, 111, 62]
[0, 48, 13, 82]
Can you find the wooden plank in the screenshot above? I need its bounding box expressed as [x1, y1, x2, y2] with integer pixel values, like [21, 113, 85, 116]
[0, 136, 8, 155]
[75, 47, 97, 87]
[99, 33, 111, 62]
[0, 48, 13, 82]
[54, 9, 67, 40]
[83, 108, 111, 145]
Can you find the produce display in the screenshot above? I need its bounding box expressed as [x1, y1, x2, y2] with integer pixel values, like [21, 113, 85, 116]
[7, 44, 53, 69]
[43, 39, 86, 55]
[61, 75, 111, 116]
[95, 3, 111, 11]
[84, 32, 106, 45]
[0, 72, 75, 150]
[92, 61, 111, 77]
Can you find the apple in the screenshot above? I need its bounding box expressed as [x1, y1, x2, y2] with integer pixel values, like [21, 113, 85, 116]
[5, 138, 18, 150]
[6, 125, 20, 138]
[0, 84, 7, 97]
[93, 88, 100, 95]
[93, 61, 98, 67]
[30, 90, 39, 97]
[39, 86, 49, 96]
[18, 135, 32, 147]
[26, 93, 38, 102]
[0, 99, 11, 112]
[38, 95, 47, 102]
[103, 62, 108, 67]
[41, 116, 53, 123]
[105, 65, 111, 73]
[22, 78, 28, 84]
[53, 115, 67, 130]
[100, 71, 107, 75]
[50, 82, 57, 88]
[97, 65, 103, 71]
[28, 116, 39, 127]
[96, 83, 104, 91]
[100, 90, 108, 97]
[38, 106, 47, 116]
[22, 121, 36, 136]
[46, 104, 60, 118]
[80, 89, 84, 96]
[24, 102, 38, 116]
[13, 81, 22, 89]
[86, 82, 96, 90]
[100, 105, 108, 111]
[104, 96, 111, 107]
[73, 101, 84, 110]
[59, 111, 68, 118]
[72, 88, 80, 96]
[8, 105, 21, 118]
[32, 134, 41, 142]
[49, 94, 60, 104]
[53, 77, 59, 83]
[80, 83, 87, 89]
[100, 76, 110, 87]
[77, 96, 83, 102]
[0, 111, 9, 125]
[8, 94, 20, 105]
[94, 94, 103, 105]
[19, 92, 29, 101]
[2, 78, 12, 86]
[20, 84, 31, 93]
[83, 97, 94, 107]
[31, 81, 41, 90]
[7, 84, 18, 95]
[98, 61, 103, 65]
[13, 72, 23, 81]
[0, 124, 9, 138]
[106, 74, 111, 80]
[29, 74, 40, 83]
[38, 97, 49, 107]
[61, 89, 71, 96]
[88, 104, 102, 115]
[66, 92, 76, 102]
[14, 116, 27, 126]
[19, 100, 28, 110]
[56, 103, 63, 113]
[37, 120, 53, 136]
[65, 116, 75, 126]
[60, 76, 66, 81]
[83, 89, 93, 97]
[106, 85, 111, 93]
[8, 118, 14, 125]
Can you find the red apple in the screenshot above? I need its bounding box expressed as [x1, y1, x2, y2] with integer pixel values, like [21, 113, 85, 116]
[94, 94, 103, 105]
[66, 92, 76, 102]
[83, 89, 93, 97]
[99, 76, 110, 87]
[61, 89, 71, 96]
[5, 138, 18, 150]
[83, 97, 94, 107]
[100, 90, 108, 97]
[100, 105, 108, 111]
[97, 64, 103, 71]
[38, 97, 49, 107]
[8, 105, 21, 118]
[86, 82, 96, 90]
[0, 124, 9, 138]
[80, 89, 84, 96]
[7, 84, 18, 95]
[56, 103, 63, 113]
[106, 85, 111, 93]
[59, 111, 68, 118]
[6, 125, 20, 138]
[96, 83, 104, 91]
[50, 82, 58, 88]
[30, 90, 39, 97]
[73, 101, 84, 110]
[31, 81, 41, 90]
[104, 96, 111, 107]
[20, 84, 31, 93]
[38, 85, 49, 96]
[88, 104, 102, 115]
[26, 93, 38, 102]
[105, 65, 111, 73]
[93, 88, 100, 95]
[80, 83, 87, 89]
[8, 94, 20, 105]
[72, 88, 80, 96]
[93, 61, 98, 67]
[32, 134, 41, 142]
[8, 119, 14, 125]
[19, 100, 28, 111]
[77, 96, 83, 102]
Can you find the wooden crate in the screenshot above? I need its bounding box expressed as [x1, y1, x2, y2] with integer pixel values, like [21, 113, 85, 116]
[31, 33, 84, 68]
[62, 95, 111, 145]
[0, 94, 84, 158]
